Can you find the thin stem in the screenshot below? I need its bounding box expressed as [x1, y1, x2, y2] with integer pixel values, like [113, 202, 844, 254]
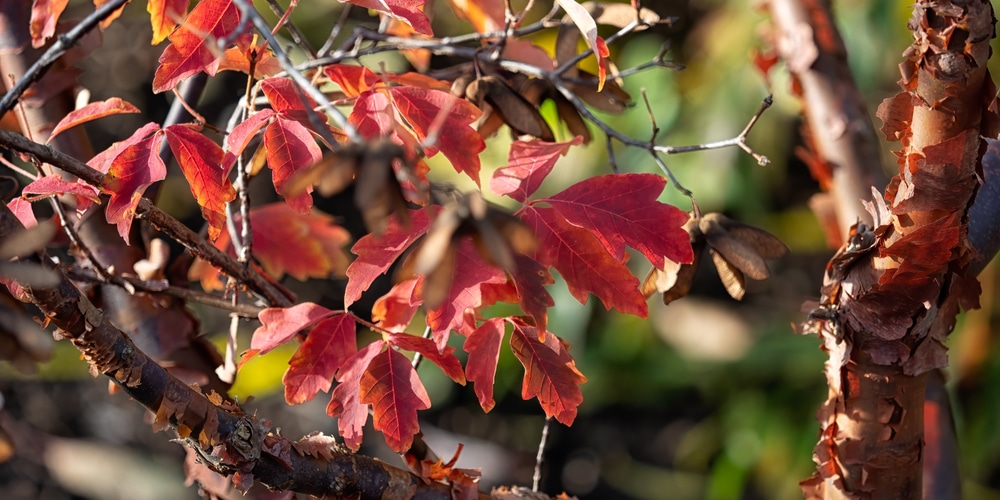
[410, 325, 434, 370]
[318, 5, 353, 57]
[265, 0, 315, 57]
[532, 417, 552, 492]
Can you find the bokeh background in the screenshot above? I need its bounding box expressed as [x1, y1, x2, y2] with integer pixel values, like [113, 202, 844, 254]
[3, 0, 1000, 499]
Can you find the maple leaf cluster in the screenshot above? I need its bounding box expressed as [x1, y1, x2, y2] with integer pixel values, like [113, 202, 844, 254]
[8, 0, 784, 486]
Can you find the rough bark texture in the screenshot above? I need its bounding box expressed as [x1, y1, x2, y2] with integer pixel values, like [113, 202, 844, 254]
[799, 0, 998, 498]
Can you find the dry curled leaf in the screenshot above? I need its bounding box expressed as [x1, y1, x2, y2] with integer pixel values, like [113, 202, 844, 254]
[643, 213, 788, 303]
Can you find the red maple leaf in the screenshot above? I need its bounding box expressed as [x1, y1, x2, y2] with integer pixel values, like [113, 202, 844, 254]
[463, 317, 506, 412]
[540, 173, 693, 269]
[423, 239, 507, 350]
[216, 35, 282, 80]
[100, 127, 165, 242]
[390, 86, 485, 184]
[345, 0, 433, 36]
[164, 125, 235, 241]
[507, 254, 555, 333]
[490, 137, 583, 203]
[29, 0, 68, 48]
[152, 0, 240, 93]
[22, 176, 101, 212]
[386, 332, 466, 384]
[283, 314, 357, 405]
[350, 89, 397, 139]
[371, 278, 421, 333]
[327, 341, 384, 451]
[344, 207, 434, 307]
[260, 77, 323, 126]
[520, 205, 647, 317]
[324, 64, 381, 98]
[148, 0, 189, 45]
[250, 302, 339, 354]
[221, 108, 276, 172]
[510, 319, 587, 425]
[88, 122, 161, 174]
[360, 348, 431, 453]
[48, 98, 140, 143]
[190, 203, 351, 290]
[444, 0, 504, 33]
[264, 116, 322, 212]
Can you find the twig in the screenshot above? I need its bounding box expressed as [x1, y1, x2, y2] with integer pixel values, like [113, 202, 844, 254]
[264, 0, 315, 57]
[317, 5, 353, 57]
[0, 0, 130, 117]
[0, 129, 293, 307]
[231, 0, 357, 142]
[64, 266, 265, 317]
[410, 325, 434, 370]
[532, 417, 552, 492]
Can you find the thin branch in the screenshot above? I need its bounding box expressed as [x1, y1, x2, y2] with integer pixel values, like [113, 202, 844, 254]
[410, 325, 434, 370]
[264, 0, 315, 57]
[532, 417, 552, 492]
[317, 5, 353, 58]
[0, 0, 130, 117]
[0, 129, 293, 307]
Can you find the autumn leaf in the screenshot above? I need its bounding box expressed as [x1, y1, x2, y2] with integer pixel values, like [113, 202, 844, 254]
[509, 319, 586, 426]
[148, 0, 189, 45]
[324, 64, 381, 98]
[372, 278, 421, 333]
[164, 125, 235, 241]
[445, 0, 505, 33]
[360, 348, 432, 452]
[216, 36, 282, 80]
[344, 207, 434, 308]
[541, 173, 693, 269]
[554, 0, 610, 90]
[490, 137, 583, 203]
[189, 203, 350, 291]
[463, 317, 506, 412]
[152, 0, 240, 93]
[22, 176, 101, 212]
[29, 0, 68, 48]
[250, 302, 339, 355]
[48, 98, 140, 143]
[264, 117, 322, 212]
[507, 254, 555, 333]
[387, 332, 466, 383]
[350, 89, 398, 140]
[327, 341, 384, 450]
[521, 205, 647, 317]
[423, 239, 507, 350]
[283, 314, 357, 405]
[390, 86, 485, 184]
[88, 122, 161, 174]
[343, 0, 433, 36]
[222, 108, 276, 172]
[100, 127, 165, 242]
[260, 77, 318, 119]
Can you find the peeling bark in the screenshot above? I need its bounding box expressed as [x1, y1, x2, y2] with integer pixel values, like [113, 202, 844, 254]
[798, 0, 997, 497]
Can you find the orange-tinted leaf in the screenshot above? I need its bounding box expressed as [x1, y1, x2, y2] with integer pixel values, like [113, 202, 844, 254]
[260, 77, 317, 115]
[152, 0, 240, 93]
[283, 314, 357, 405]
[328, 341, 384, 450]
[222, 108, 275, 172]
[264, 117, 321, 212]
[543, 173, 693, 269]
[555, 0, 610, 90]
[490, 137, 583, 202]
[387, 16, 431, 72]
[325, 64, 381, 98]
[101, 128, 165, 242]
[445, 0, 504, 33]
[372, 278, 421, 333]
[521, 205, 647, 317]
[386, 332, 466, 384]
[93, 0, 128, 28]
[164, 124, 235, 241]
[390, 86, 485, 184]
[344, 207, 434, 307]
[30, 0, 69, 48]
[251, 302, 339, 354]
[360, 348, 431, 452]
[217, 36, 282, 79]
[189, 203, 350, 290]
[89, 122, 161, 174]
[344, 0, 433, 36]
[509, 319, 586, 425]
[148, 0, 189, 45]
[22, 176, 101, 211]
[48, 98, 140, 143]
[424, 239, 507, 349]
[463, 317, 506, 412]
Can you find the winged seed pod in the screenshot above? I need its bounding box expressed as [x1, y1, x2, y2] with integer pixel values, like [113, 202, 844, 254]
[642, 213, 788, 303]
[401, 191, 537, 308]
